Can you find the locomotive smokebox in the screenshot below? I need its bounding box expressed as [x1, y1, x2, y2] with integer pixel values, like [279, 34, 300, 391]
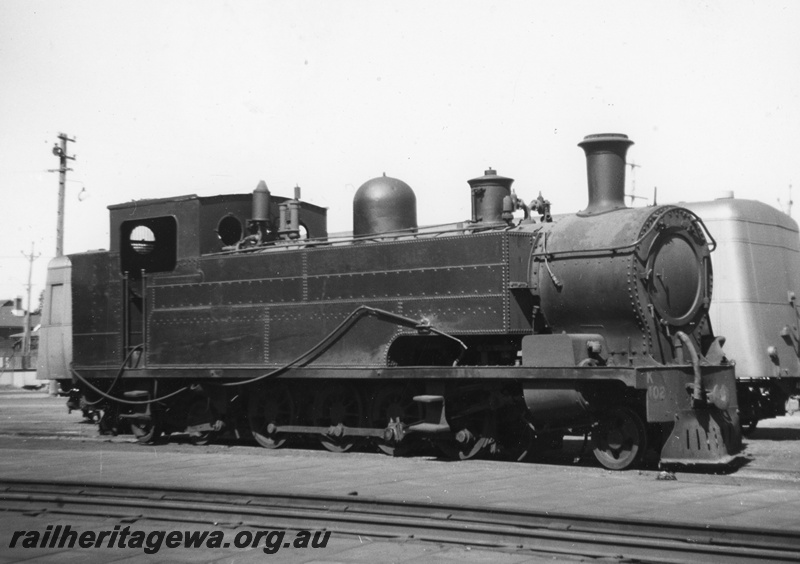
[467, 168, 514, 223]
[578, 133, 633, 216]
[353, 174, 417, 237]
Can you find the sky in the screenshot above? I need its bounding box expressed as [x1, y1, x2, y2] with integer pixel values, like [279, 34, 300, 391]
[1, 0, 799, 306]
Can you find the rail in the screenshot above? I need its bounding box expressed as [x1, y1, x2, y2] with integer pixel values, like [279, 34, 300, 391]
[1, 479, 797, 563]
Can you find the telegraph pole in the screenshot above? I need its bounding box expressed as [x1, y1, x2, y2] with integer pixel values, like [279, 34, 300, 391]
[49, 133, 76, 257]
[626, 161, 643, 205]
[21, 242, 40, 370]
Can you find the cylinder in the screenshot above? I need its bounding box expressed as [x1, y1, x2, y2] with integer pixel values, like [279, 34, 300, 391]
[279, 204, 287, 231]
[289, 201, 300, 238]
[578, 133, 633, 216]
[252, 180, 271, 222]
[467, 169, 514, 223]
[522, 383, 591, 426]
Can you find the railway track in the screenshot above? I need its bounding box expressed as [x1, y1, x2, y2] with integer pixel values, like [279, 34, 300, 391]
[1, 478, 797, 563]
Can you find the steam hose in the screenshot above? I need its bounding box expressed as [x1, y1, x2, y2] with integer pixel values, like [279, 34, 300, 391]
[220, 305, 468, 387]
[673, 330, 704, 405]
[69, 367, 189, 405]
[68, 305, 468, 402]
[78, 344, 144, 407]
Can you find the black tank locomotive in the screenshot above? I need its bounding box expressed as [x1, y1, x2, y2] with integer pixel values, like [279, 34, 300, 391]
[39, 133, 741, 470]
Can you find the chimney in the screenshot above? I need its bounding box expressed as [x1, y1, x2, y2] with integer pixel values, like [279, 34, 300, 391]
[578, 133, 634, 215]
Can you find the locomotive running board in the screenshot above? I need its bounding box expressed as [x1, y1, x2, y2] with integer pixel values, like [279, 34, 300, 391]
[659, 408, 742, 466]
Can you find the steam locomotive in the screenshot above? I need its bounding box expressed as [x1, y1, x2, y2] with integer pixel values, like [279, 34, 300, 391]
[38, 133, 742, 470]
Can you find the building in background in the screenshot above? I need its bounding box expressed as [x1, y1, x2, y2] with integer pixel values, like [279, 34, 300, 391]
[0, 299, 40, 371]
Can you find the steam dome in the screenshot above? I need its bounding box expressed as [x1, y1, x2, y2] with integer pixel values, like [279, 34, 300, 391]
[353, 174, 417, 237]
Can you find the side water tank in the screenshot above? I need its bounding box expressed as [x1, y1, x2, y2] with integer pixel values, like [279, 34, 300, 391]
[353, 174, 417, 237]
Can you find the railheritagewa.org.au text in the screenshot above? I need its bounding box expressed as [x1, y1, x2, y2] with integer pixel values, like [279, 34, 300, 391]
[8, 524, 331, 555]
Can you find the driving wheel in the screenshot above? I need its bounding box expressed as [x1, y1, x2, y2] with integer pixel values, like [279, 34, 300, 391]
[592, 406, 647, 470]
